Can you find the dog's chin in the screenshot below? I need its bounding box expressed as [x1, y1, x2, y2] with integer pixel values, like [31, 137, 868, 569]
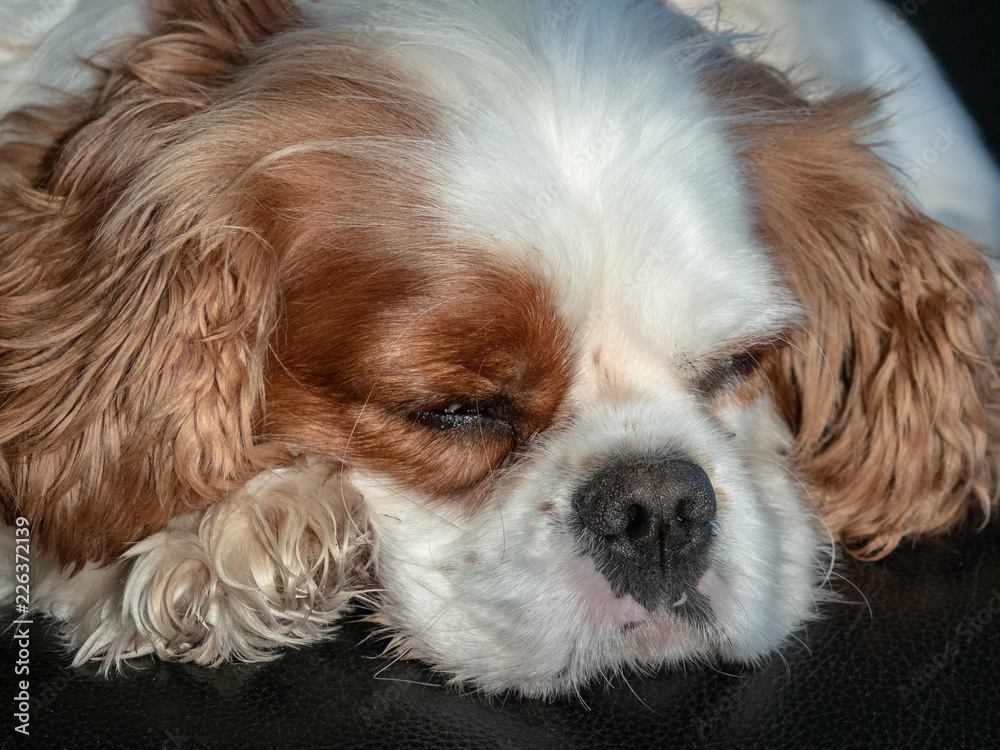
[365, 544, 716, 698]
[365, 546, 818, 698]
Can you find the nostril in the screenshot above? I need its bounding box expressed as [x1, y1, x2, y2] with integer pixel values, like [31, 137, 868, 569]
[625, 504, 645, 537]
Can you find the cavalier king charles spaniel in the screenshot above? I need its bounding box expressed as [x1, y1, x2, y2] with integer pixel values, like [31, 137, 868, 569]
[2, 0, 1000, 697]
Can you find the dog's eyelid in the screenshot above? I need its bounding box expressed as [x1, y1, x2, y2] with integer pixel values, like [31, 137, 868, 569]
[692, 338, 783, 396]
[442, 401, 478, 416]
[407, 393, 517, 429]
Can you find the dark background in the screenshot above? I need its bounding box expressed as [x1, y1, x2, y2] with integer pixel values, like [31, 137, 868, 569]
[887, 0, 999, 160]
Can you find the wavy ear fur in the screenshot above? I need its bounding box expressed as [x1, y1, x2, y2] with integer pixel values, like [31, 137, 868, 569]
[0, 0, 303, 568]
[716, 65, 1000, 558]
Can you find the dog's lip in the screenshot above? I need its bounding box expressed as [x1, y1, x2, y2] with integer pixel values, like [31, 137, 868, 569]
[624, 569, 720, 631]
[573, 554, 650, 630]
[582, 579, 649, 631]
[695, 567, 726, 602]
[584, 569, 720, 633]
[605, 592, 649, 629]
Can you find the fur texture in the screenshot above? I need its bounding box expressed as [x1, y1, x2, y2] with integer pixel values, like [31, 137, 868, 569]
[1, 0, 999, 698]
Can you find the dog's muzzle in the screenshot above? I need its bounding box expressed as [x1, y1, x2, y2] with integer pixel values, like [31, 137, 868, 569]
[572, 456, 717, 613]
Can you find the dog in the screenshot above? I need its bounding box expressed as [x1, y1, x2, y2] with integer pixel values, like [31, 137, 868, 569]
[2, 0, 999, 698]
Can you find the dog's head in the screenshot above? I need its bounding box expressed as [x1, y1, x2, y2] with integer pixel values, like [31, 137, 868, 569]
[2, 0, 998, 696]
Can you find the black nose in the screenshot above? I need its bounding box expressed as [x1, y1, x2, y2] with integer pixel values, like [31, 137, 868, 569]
[573, 457, 717, 611]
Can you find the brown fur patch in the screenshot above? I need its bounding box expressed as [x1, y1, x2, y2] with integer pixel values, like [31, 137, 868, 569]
[265, 253, 572, 502]
[703, 57, 1000, 558]
[0, 0, 446, 567]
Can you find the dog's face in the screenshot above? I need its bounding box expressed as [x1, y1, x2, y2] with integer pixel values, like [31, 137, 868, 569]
[249, 2, 813, 694]
[2, 0, 998, 698]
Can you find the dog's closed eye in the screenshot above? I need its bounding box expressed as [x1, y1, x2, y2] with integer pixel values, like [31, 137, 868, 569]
[693, 345, 769, 397]
[409, 394, 518, 439]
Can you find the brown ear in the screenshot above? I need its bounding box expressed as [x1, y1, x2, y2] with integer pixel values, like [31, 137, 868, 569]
[0, 0, 302, 568]
[732, 83, 1000, 558]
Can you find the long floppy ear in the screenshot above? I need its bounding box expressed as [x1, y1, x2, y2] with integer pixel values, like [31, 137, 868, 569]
[723, 71, 1000, 558]
[0, 0, 303, 569]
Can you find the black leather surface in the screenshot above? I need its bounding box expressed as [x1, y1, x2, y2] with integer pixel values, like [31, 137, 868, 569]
[3, 523, 1000, 749]
[3, 3, 1000, 749]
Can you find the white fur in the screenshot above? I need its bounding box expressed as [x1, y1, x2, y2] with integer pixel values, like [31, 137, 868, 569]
[0, 0, 994, 697]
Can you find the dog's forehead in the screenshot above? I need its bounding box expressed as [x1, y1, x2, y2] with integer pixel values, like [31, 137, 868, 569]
[355, 1, 799, 363]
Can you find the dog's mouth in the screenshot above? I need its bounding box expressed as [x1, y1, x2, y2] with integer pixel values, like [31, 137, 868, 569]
[611, 572, 718, 637]
[662, 585, 716, 630]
